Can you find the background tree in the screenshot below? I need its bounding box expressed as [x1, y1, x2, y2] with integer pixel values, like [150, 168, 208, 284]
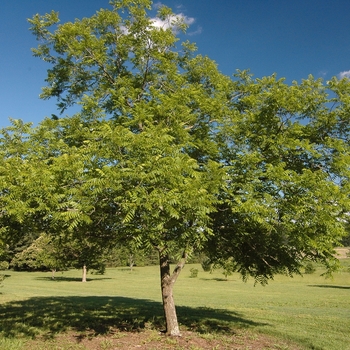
[0, 243, 9, 287]
[341, 222, 350, 247]
[107, 245, 159, 270]
[9, 232, 109, 281]
[56, 235, 110, 281]
[10, 233, 68, 278]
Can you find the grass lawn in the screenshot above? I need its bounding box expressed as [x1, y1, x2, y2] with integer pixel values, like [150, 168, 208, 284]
[0, 259, 349, 350]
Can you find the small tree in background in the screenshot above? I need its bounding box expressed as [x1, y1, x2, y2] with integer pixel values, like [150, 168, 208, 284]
[304, 262, 316, 274]
[10, 233, 68, 278]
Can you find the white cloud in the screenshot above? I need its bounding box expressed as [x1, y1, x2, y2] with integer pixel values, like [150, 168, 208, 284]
[339, 70, 350, 79]
[150, 2, 196, 34]
[151, 13, 195, 32]
[120, 25, 129, 35]
[179, 14, 195, 26]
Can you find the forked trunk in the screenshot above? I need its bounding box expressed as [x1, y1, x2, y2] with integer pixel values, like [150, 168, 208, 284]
[82, 264, 87, 282]
[159, 250, 187, 336]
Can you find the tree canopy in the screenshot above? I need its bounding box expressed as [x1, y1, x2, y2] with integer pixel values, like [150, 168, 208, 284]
[0, 0, 349, 336]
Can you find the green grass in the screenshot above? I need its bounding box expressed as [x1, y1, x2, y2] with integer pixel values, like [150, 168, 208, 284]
[1, 261, 350, 350]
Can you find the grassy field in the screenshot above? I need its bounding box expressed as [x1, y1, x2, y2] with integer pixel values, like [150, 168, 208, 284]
[1, 259, 350, 350]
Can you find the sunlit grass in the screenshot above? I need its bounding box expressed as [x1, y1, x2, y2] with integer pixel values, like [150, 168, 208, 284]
[1, 259, 350, 349]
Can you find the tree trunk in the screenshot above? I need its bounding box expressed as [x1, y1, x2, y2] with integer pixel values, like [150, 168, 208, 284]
[82, 264, 87, 282]
[51, 268, 56, 280]
[159, 250, 187, 336]
[129, 254, 134, 271]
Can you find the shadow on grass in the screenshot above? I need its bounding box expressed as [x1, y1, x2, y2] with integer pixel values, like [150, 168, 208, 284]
[200, 277, 234, 282]
[0, 296, 266, 339]
[35, 276, 112, 282]
[308, 284, 350, 290]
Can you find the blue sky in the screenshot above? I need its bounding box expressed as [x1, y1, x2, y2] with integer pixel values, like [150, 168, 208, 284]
[1, 0, 350, 129]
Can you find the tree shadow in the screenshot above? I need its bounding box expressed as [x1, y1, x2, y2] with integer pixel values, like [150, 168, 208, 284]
[0, 295, 267, 340]
[308, 284, 350, 290]
[35, 276, 112, 282]
[200, 277, 233, 282]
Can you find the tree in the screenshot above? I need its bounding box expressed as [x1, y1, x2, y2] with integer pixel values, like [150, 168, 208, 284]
[55, 234, 110, 282]
[107, 244, 159, 269]
[10, 233, 70, 279]
[0, 0, 347, 336]
[27, 0, 226, 335]
[9, 232, 108, 280]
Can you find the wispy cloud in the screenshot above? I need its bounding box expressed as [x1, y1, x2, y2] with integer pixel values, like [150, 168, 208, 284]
[318, 70, 327, 77]
[153, 2, 163, 9]
[188, 26, 202, 36]
[339, 70, 350, 79]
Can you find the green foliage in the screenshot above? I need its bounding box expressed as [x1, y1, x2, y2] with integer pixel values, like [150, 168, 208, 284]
[0, 261, 8, 270]
[107, 245, 159, 268]
[341, 223, 350, 246]
[205, 72, 350, 284]
[22, 0, 229, 268]
[189, 267, 198, 278]
[200, 258, 212, 272]
[0, 243, 8, 286]
[0, 260, 8, 287]
[11, 234, 44, 271]
[304, 262, 316, 274]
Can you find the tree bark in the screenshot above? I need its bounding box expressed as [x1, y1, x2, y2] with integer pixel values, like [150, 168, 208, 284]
[129, 254, 134, 271]
[82, 264, 87, 282]
[159, 250, 187, 336]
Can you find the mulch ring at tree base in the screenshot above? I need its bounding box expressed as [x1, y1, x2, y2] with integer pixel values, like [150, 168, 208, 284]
[24, 329, 303, 349]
